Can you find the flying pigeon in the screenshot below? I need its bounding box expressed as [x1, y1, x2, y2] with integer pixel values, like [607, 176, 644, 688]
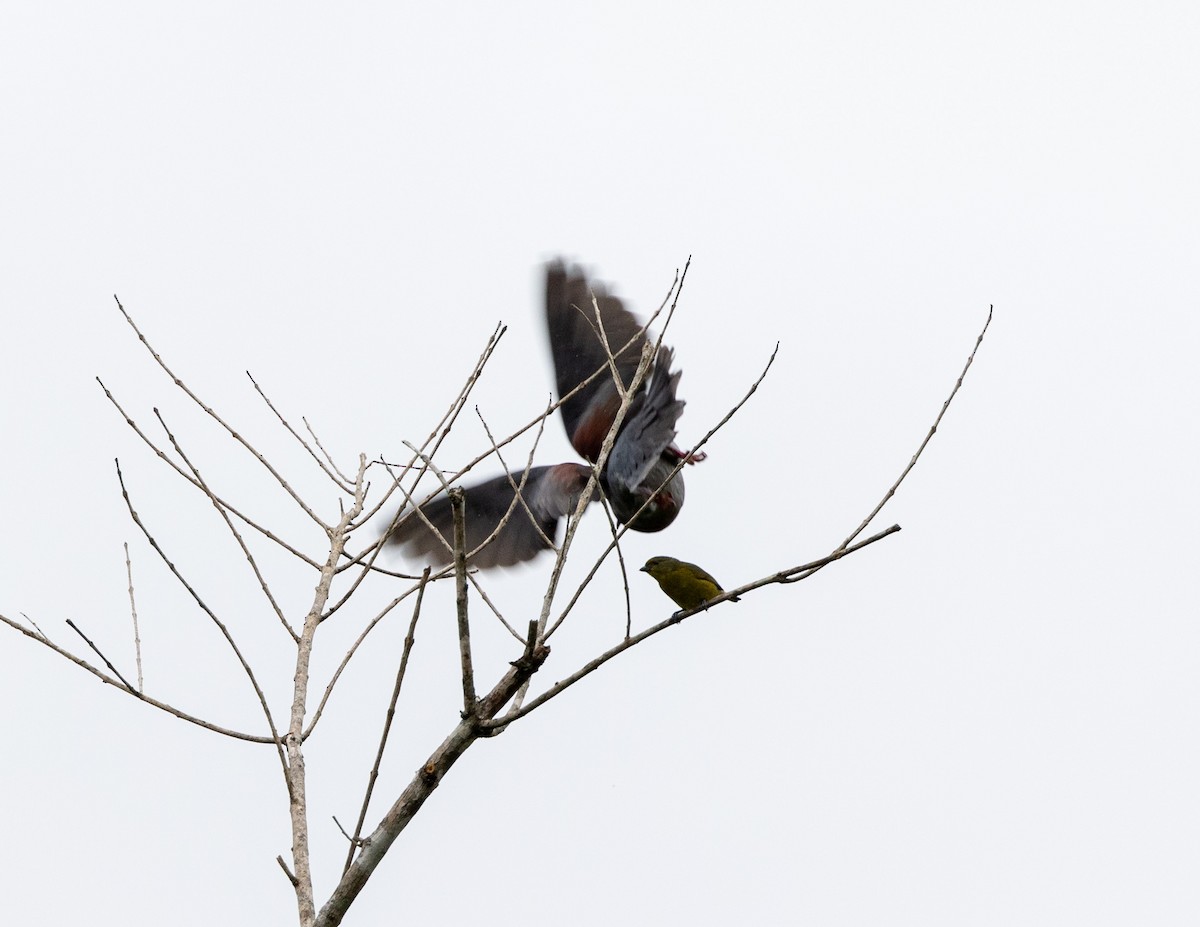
[384, 260, 701, 568]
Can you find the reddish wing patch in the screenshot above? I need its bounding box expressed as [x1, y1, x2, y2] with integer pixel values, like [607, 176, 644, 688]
[570, 392, 623, 462]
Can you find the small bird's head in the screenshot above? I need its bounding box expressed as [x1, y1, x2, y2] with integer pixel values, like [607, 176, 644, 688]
[640, 556, 680, 579]
[640, 555, 738, 612]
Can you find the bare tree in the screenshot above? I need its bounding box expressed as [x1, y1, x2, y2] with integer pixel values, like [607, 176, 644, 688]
[0, 263, 991, 927]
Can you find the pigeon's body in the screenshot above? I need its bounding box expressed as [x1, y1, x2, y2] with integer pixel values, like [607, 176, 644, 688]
[385, 261, 700, 567]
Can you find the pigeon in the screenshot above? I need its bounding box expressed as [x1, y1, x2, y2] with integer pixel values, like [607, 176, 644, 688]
[384, 260, 701, 568]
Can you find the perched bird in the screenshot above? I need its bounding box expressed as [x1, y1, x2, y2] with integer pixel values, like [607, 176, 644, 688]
[640, 556, 740, 614]
[384, 261, 703, 568]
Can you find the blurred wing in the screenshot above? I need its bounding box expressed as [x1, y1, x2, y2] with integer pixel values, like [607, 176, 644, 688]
[545, 261, 649, 461]
[384, 464, 591, 569]
[607, 346, 685, 493]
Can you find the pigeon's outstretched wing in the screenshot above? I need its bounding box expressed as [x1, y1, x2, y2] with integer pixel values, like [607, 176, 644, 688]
[384, 259, 701, 570]
[607, 345, 685, 496]
[384, 464, 593, 569]
[545, 262, 649, 462]
[603, 344, 688, 531]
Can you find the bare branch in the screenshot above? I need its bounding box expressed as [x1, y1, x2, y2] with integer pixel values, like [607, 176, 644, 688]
[276, 856, 299, 889]
[342, 568, 430, 874]
[124, 542, 144, 692]
[302, 584, 423, 740]
[154, 408, 300, 643]
[321, 447, 458, 617]
[472, 400, 557, 557]
[451, 489, 477, 717]
[97, 378, 321, 570]
[545, 338, 779, 641]
[0, 611, 277, 742]
[357, 323, 507, 529]
[115, 460, 289, 771]
[535, 338, 655, 638]
[840, 305, 993, 551]
[487, 525, 900, 731]
[113, 296, 328, 530]
[285, 456, 370, 925]
[304, 416, 355, 486]
[316, 631, 551, 927]
[247, 370, 355, 492]
[21, 613, 47, 640]
[65, 619, 136, 693]
[372, 293, 676, 557]
[466, 570, 525, 642]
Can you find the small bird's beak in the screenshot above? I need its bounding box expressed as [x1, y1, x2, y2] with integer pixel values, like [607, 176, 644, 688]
[638, 565, 648, 573]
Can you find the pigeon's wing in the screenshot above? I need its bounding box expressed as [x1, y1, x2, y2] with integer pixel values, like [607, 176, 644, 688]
[545, 261, 649, 462]
[385, 464, 592, 569]
[606, 346, 685, 494]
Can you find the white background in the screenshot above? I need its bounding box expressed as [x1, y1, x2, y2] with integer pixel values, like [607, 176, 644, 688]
[2, 3, 1197, 924]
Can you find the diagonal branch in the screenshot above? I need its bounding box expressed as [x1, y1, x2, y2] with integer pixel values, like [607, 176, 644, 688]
[115, 460, 289, 773]
[0, 611, 277, 742]
[302, 584, 423, 740]
[113, 296, 327, 530]
[356, 323, 507, 530]
[450, 489, 477, 717]
[316, 621, 549, 927]
[124, 542, 144, 692]
[154, 408, 299, 643]
[98, 378, 321, 569]
[839, 305, 994, 552]
[342, 568, 430, 874]
[247, 371, 355, 493]
[65, 619, 136, 692]
[545, 339, 779, 640]
[486, 525, 900, 731]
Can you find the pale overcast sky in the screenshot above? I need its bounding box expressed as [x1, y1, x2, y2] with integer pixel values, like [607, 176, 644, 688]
[2, 3, 1197, 925]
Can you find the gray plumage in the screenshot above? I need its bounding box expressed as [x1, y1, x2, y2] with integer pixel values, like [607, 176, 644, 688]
[384, 260, 699, 568]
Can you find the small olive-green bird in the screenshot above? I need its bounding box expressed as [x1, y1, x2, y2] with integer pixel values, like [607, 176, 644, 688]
[640, 556, 740, 614]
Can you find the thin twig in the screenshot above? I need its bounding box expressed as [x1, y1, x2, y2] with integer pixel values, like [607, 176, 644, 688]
[115, 460, 289, 775]
[97, 378, 321, 569]
[247, 371, 355, 492]
[315, 626, 550, 927]
[840, 305, 993, 552]
[472, 400, 558, 557]
[356, 323, 507, 529]
[508, 261, 693, 715]
[545, 338, 779, 640]
[20, 613, 47, 640]
[332, 816, 356, 844]
[113, 296, 328, 529]
[0, 611, 276, 742]
[154, 408, 300, 643]
[536, 338, 656, 637]
[370, 298, 670, 558]
[65, 619, 136, 692]
[304, 416, 355, 486]
[451, 489, 477, 717]
[302, 585, 420, 740]
[124, 542, 144, 692]
[343, 568, 429, 874]
[485, 526, 900, 731]
[276, 856, 299, 888]
[466, 571, 525, 642]
[285, 455, 370, 925]
[320, 446, 457, 619]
